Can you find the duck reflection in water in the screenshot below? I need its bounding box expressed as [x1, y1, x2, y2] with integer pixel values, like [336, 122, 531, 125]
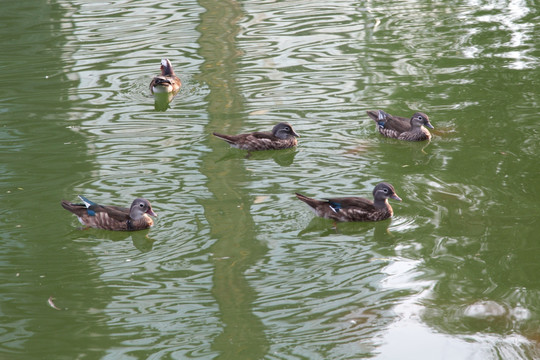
[153, 92, 175, 111]
[65, 227, 156, 252]
[214, 146, 298, 167]
[297, 215, 394, 241]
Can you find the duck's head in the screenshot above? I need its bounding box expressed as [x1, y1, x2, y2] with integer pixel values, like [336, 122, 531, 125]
[130, 198, 157, 219]
[373, 182, 402, 202]
[411, 112, 433, 129]
[272, 122, 300, 139]
[160, 58, 175, 76]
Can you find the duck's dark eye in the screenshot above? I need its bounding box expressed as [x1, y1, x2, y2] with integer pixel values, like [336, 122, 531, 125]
[285, 127, 290, 131]
[383, 188, 388, 193]
[139, 203, 144, 207]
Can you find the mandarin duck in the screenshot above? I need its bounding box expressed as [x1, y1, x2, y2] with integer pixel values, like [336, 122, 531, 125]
[367, 110, 434, 141]
[150, 58, 181, 94]
[213, 122, 299, 151]
[296, 182, 401, 222]
[61, 195, 157, 231]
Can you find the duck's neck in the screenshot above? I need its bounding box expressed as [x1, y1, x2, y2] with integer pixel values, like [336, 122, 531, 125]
[373, 198, 389, 209]
[410, 120, 424, 131]
[130, 210, 144, 220]
[162, 66, 175, 76]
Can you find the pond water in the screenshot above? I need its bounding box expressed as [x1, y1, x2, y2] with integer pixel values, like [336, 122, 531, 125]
[1, 0, 539, 359]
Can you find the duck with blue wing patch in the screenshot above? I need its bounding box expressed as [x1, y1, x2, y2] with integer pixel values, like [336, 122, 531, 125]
[366, 110, 434, 141]
[296, 182, 401, 222]
[61, 195, 157, 231]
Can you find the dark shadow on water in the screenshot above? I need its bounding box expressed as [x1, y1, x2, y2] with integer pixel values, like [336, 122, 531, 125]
[382, 137, 435, 158]
[153, 91, 178, 111]
[197, 0, 270, 358]
[298, 216, 396, 243]
[246, 147, 298, 167]
[214, 146, 298, 167]
[65, 227, 156, 252]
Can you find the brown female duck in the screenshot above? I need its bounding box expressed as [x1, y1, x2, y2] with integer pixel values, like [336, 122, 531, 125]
[213, 122, 300, 151]
[61, 195, 157, 231]
[150, 58, 181, 93]
[296, 182, 401, 222]
[367, 110, 434, 141]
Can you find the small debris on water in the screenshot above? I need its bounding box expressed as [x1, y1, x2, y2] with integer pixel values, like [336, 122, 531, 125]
[48, 296, 61, 311]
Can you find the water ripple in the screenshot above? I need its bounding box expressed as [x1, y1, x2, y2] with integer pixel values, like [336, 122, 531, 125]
[3, 0, 538, 358]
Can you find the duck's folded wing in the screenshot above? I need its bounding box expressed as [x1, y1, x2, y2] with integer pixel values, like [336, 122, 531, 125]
[384, 115, 412, 132]
[250, 131, 276, 140]
[325, 197, 374, 210]
[100, 206, 131, 221]
[213, 132, 240, 144]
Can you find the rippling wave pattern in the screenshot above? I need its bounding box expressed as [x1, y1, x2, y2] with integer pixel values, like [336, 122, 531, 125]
[59, 1, 221, 357]
[1, 0, 539, 358]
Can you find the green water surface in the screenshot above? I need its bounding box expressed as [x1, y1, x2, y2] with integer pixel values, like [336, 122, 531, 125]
[1, 0, 539, 359]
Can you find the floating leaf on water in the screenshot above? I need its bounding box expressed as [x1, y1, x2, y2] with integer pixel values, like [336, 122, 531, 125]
[344, 144, 372, 155]
[249, 109, 269, 116]
[254, 195, 268, 204]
